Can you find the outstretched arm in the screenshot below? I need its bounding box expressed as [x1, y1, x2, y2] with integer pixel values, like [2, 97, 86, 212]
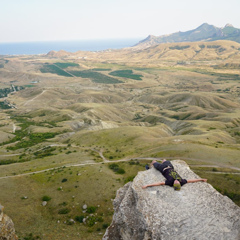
[142, 182, 165, 189]
[187, 179, 207, 183]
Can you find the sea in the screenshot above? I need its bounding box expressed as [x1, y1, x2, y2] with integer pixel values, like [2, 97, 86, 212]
[0, 38, 141, 55]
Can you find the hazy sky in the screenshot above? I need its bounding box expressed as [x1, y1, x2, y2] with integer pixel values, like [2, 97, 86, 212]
[1, 0, 240, 43]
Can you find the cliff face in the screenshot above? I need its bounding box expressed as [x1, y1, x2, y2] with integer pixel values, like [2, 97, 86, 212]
[0, 204, 18, 240]
[103, 160, 240, 240]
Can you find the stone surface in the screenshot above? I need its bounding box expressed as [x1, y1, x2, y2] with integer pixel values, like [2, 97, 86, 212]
[103, 160, 240, 240]
[0, 204, 18, 240]
[41, 201, 47, 206]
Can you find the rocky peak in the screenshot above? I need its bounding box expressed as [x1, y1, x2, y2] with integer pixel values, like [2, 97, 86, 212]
[224, 23, 234, 28]
[135, 23, 240, 48]
[46, 49, 71, 57]
[0, 204, 18, 240]
[103, 160, 240, 240]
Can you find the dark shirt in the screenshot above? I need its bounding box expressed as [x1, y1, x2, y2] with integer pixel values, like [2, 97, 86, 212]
[164, 169, 187, 186]
[153, 161, 187, 187]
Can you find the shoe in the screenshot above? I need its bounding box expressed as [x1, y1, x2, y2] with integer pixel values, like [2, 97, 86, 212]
[145, 164, 149, 170]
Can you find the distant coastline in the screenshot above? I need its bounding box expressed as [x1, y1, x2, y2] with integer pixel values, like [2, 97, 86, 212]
[0, 38, 141, 55]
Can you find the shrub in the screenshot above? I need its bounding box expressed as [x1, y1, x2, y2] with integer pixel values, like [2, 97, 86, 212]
[58, 208, 71, 214]
[102, 223, 109, 229]
[109, 163, 125, 174]
[124, 176, 135, 183]
[42, 195, 51, 201]
[75, 215, 84, 223]
[128, 160, 139, 165]
[61, 178, 68, 183]
[86, 206, 97, 213]
[59, 202, 67, 206]
[97, 216, 104, 222]
[87, 216, 97, 227]
[218, 47, 226, 52]
[116, 168, 125, 174]
[66, 219, 75, 225]
[109, 163, 119, 170]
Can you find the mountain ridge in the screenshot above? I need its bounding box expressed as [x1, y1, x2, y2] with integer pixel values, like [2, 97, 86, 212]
[135, 23, 240, 49]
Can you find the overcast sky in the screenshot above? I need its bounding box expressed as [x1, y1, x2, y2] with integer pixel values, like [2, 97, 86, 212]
[1, 0, 240, 43]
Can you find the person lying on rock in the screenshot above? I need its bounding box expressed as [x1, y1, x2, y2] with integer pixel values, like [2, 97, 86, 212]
[142, 159, 207, 191]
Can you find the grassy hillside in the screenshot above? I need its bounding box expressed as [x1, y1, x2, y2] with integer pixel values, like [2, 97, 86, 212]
[0, 43, 240, 239]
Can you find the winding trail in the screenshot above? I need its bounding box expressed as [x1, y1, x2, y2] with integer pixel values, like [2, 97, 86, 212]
[0, 146, 240, 180]
[23, 90, 47, 106]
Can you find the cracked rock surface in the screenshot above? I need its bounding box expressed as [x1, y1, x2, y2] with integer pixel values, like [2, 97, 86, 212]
[0, 204, 18, 240]
[103, 160, 240, 240]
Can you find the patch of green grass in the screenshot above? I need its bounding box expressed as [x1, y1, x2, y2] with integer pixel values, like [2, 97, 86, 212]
[192, 69, 240, 80]
[21, 233, 41, 240]
[169, 45, 190, 50]
[0, 86, 25, 98]
[58, 208, 71, 214]
[199, 44, 205, 48]
[7, 132, 58, 150]
[34, 147, 56, 159]
[24, 85, 36, 88]
[0, 159, 19, 165]
[194, 169, 240, 206]
[92, 68, 111, 71]
[0, 101, 12, 109]
[1, 163, 136, 239]
[0, 117, 62, 152]
[40, 64, 73, 77]
[69, 70, 123, 84]
[109, 70, 142, 80]
[124, 175, 135, 183]
[54, 62, 79, 68]
[207, 45, 221, 49]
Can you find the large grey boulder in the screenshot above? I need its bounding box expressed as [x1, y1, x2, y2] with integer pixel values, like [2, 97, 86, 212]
[0, 204, 18, 240]
[103, 160, 240, 240]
